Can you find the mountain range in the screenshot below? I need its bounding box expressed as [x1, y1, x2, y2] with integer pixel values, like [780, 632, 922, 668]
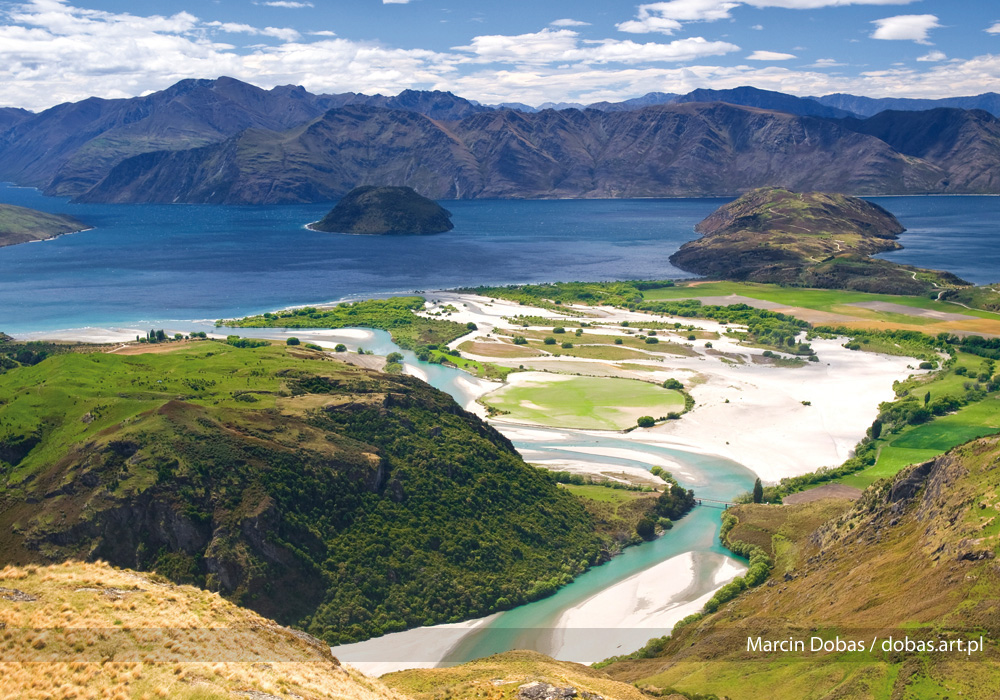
[2, 77, 999, 204]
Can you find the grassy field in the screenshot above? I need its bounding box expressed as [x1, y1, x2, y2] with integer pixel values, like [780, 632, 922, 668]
[643, 281, 1000, 329]
[561, 483, 651, 504]
[483, 375, 684, 430]
[840, 398, 1000, 489]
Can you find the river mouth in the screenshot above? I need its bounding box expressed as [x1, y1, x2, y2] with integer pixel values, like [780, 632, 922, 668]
[187, 327, 756, 673]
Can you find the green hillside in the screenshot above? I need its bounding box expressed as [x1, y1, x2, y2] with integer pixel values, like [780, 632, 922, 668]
[602, 437, 1000, 699]
[0, 203, 89, 247]
[0, 342, 604, 644]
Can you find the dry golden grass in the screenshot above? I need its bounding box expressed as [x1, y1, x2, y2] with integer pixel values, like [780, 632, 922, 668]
[0, 561, 407, 700]
[384, 650, 650, 700]
[457, 340, 544, 358]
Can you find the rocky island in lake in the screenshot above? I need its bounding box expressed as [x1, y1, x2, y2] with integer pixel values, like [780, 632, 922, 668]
[670, 187, 968, 295]
[310, 185, 454, 235]
[0, 203, 89, 247]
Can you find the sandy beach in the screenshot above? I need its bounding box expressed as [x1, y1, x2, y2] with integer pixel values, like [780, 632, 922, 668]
[546, 551, 746, 663]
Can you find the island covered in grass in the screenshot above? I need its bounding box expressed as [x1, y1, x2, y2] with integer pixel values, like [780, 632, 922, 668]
[309, 185, 454, 235]
[669, 188, 968, 295]
[0, 203, 90, 247]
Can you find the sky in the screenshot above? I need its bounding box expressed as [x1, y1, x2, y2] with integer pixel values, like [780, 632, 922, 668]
[1, 0, 999, 111]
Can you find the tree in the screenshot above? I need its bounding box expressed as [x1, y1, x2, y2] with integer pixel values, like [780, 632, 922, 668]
[334, 344, 347, 352]
[513, 336, 527, 345]
[466, 322, 478, 331]
[636, 416, 655, 428]
[752, 478, 763, 504]
[286, 337, 301, 346]
[663, 378, 683, 390]
[924, 391, 931, 406]
[543, 337, 556, 345]
[871, 419, 882, 440]
[614, 338, 623, 345]
[636, 516, 656, 541]
[386, 352, 404, 364]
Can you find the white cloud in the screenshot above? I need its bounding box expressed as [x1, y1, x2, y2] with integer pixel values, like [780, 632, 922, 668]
[751, 24, 764, 30]
[617, 1, 738, 34]
[309, 30, 336, 36]
[206, 21, 300, 41]
[870, 14, 940, 44]
[382, 0, 411, 4]
[746, 50, 796, 60]
[259, 1, 314, 7]
[617, 0, 917, 34]
[809, 58, 847, 67]
[987, 22, 1000, 34]
[746, 0, 915, 7]
[0, 0, 996, 113]
[454, 29, 738, 65]
[550, 19, 591, 27]
[916, 50, 946, 62]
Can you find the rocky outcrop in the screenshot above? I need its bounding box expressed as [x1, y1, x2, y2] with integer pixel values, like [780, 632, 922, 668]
[311, 185, 454, 235]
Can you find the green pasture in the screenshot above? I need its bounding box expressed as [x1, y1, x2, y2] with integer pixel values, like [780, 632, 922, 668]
[483, 375, 684, 430]
[643, 281, 999, 321]
[839, 397, 1000, 489]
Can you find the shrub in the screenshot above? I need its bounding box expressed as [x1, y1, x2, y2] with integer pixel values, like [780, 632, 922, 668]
[544, 337, 556, 345]
[466, 322, 478, 330]
[614, 338, 623, 345]
[513, 336, 528, 345]
[687, 334, 696, 341]
[663, 378, 683, 390]
[553, 327, 566, 334]
[919, 361, 934, 370]
[636, 416, 655, 428]
[334, 344, 347, 352]
[645, 337, 659, 345]
[286, 337, 301, 346]
[561, 342, 573, 349]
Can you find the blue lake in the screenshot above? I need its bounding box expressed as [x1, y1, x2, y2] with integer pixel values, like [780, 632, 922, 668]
[0, 184, 998, 334]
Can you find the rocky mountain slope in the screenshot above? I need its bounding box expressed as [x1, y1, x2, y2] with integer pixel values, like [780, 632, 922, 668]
[4, 77, 1000, 203]
[669, 188, 968, 294]
[816, 91, 1000, 118]
[602, 436, 1000, 698]
[79, 102, 951, 204]
[0, 341, 603, 645]
[0, 77, 485, 198]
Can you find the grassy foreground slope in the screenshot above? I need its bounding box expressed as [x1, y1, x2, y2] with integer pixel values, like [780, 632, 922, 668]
[0, 203, 89, 247]
[0, 561, 660, 700]
[0, 560, 405, 700]
[603, 437, 1000, 699]
[0, 342, 604, 644]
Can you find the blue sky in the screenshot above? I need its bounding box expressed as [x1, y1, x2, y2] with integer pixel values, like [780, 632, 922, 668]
[1, 0, 998, 110]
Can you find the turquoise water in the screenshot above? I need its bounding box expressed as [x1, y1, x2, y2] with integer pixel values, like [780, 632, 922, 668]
[225, 326, 756, 663]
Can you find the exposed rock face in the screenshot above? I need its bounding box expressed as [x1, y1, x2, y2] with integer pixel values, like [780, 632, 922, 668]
[518, 681, 604, 700]
[311, 185, 454, 235]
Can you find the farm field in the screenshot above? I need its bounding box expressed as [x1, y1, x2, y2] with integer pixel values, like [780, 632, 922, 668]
[643, 281, 1000, 336]
[839, 397, 1000, 489]
[483, 374, 684, 430]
